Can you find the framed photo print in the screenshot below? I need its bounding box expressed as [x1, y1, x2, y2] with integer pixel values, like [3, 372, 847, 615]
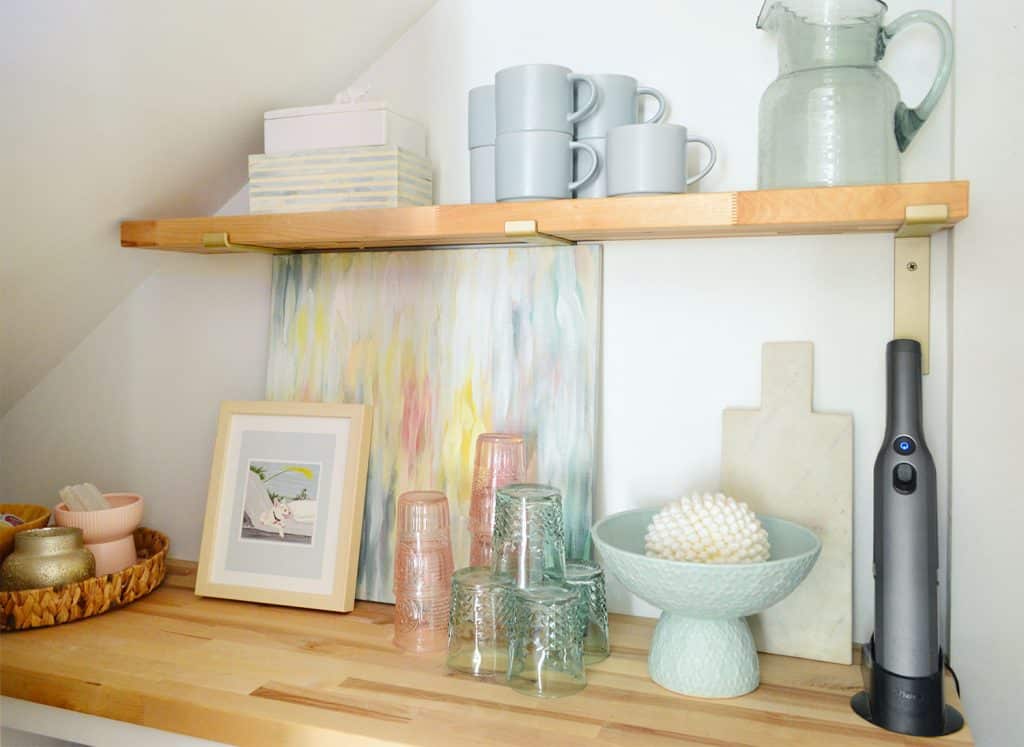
[196, 401, 372, 612]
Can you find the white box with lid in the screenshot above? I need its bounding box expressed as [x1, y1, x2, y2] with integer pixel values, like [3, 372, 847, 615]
[264, 99, 427, 157]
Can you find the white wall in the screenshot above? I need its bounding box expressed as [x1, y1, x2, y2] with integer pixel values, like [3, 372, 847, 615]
[0, 0, 436, 415]
[0, 222, 272, 561]
[949, 1, 1024, 744]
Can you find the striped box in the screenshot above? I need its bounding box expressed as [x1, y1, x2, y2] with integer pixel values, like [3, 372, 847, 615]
[248, 145, 432, 214]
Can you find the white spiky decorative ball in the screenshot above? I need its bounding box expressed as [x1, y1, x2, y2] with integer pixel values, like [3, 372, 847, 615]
[644, 493, 771, 564]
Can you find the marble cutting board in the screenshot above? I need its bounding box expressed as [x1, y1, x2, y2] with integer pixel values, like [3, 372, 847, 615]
[721, 342, 853, 664]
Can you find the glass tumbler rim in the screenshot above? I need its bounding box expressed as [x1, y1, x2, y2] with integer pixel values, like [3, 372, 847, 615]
[477, 432, 526, 443]
[397, 489, 448, 505]
[512, 583, 577, 606]
[453, 566, 511, 591]
[496, 483, 562, 504]
[396, 489, 451, 537]
[563, 559, 603, 581]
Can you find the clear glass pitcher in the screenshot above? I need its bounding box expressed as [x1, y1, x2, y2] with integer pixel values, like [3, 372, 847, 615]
[757, 0, 953, 188]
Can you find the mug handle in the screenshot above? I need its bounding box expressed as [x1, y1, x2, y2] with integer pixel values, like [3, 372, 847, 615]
[637, 86, 667, 124]
[569, 140, 599, 192]
[567, 73, 598, 125]
[686, 136, 717, 186]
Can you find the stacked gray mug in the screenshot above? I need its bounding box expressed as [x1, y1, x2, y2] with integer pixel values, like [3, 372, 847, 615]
[468, 85, 497, 203]
[468, 65, 717, 202]
[486, 64, 601, 202]
[572, 74, 667, 198]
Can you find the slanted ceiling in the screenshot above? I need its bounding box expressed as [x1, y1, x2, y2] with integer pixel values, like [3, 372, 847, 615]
[0, 0, 436, 415]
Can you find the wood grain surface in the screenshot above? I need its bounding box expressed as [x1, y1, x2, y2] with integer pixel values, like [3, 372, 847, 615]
[120, 181, 968, 254]
[0, 561, 972, 746]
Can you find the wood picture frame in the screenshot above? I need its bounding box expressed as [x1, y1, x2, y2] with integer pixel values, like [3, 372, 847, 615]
[196, 401, 372, 612]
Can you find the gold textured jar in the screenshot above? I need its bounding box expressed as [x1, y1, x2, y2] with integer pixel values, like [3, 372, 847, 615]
[0, 527, 95, 591]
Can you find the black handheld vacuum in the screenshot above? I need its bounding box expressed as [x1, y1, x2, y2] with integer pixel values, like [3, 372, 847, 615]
[852, 339, 963, 736]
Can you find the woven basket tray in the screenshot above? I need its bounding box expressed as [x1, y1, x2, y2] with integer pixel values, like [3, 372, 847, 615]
[1, 527, 168, 632]
[0, 503, 52, 561]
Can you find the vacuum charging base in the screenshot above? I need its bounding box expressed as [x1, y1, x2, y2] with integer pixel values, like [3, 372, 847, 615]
[851, 641, 964, 737]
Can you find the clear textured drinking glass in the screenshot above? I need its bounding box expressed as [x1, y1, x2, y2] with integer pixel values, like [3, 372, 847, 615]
[507, 584, 586, 698]
[469, 434, 527, 564]
[446, 567, 513, 677]
[491, 484, 566, 589]
[560, 560, 610, 665]
[393, 491, 454, 653]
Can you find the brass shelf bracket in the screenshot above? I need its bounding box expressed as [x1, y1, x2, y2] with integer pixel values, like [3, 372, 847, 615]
[893, 204, 949, 375]
[201, 232, 288, 255]
[504, 220, 575, 246]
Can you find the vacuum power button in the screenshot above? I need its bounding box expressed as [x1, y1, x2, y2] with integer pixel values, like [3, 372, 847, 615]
[893, 463, 917, 494]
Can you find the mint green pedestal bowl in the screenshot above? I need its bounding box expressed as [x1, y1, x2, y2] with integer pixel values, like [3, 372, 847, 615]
[592, 508, 820, 699]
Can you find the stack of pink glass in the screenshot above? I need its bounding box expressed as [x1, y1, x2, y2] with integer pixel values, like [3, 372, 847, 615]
[392, 490, 454, 653]
[468, 434, 527, 566]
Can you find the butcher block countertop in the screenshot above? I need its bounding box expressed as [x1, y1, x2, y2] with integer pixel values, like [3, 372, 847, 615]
[0, 561, 972, 746]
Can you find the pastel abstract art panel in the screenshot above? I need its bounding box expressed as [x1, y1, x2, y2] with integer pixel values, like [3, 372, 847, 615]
[266, 246, 601, 602]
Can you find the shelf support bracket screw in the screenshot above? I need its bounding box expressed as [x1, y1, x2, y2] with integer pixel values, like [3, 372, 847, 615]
[893, 204, 949, 375]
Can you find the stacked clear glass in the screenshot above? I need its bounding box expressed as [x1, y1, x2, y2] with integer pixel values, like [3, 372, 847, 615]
[506, 584, 586, 697]
[446, 567, 512, 677]
[559, 559, 610, 665]
[491, 484, 566, 589]
[448, 483, 596, 697]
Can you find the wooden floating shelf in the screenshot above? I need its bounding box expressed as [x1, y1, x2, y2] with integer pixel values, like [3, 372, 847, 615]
[121, 181, 969, 254]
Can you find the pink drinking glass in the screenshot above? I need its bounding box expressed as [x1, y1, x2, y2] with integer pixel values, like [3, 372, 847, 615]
[469, 530, 494, 567]
[393, 490, 454, 653]
[468, 434, 527, 563]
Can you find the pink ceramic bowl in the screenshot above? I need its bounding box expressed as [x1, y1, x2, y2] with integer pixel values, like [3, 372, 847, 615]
[54, 493, 144, 544]
[87, 535, 138, 576]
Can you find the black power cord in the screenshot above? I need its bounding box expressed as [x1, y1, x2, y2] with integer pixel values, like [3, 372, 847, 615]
[944, 653, 961, 698]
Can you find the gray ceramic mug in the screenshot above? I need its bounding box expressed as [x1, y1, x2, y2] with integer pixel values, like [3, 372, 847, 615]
[468, 84, 495, 149]
[496, 131, 598, 201]
[606, 123, 717, 195]
[495, 64, 597, 135]
[575, 74, 667, 140]
[468, 85, 497, 203]
[470, 145, 495, 203]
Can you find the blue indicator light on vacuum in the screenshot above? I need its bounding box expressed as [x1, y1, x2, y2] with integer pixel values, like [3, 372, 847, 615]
[894, 437, 916, 455]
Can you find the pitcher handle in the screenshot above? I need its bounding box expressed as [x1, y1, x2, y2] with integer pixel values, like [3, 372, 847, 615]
[686, 136, 717, 187]
[883, 10, 954, 152]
